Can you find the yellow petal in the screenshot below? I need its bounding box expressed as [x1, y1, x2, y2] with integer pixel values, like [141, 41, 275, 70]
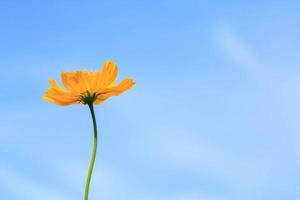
[93, 98, 106, 105]
[49, 79, 65, 92]
[61, 72, 85, 93]
[95, 78, 135, 102]
[43, 86, 78, 106]
[79, 71, 93, 91]
[106, 78, 135, 95]
[95, 61, 118, 90]
[43, 96, 74, 106]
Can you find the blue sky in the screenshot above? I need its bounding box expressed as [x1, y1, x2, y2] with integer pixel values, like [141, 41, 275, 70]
[1, 1, 300, 200]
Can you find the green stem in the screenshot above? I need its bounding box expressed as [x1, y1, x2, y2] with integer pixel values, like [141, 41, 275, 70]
[84, 103, 98, 200]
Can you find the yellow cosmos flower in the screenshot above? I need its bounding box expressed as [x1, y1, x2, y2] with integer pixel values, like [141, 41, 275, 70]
[43, 60, 135, 200]
[43, 60, 135, 106]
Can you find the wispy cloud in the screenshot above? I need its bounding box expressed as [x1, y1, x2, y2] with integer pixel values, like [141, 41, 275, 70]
[144, 128, 270, 189]
[143, 193, 226, 200]
[54, 159, 119, 196]
[214, 23, 275, 84]
[0, 163, 74, 200]
[214, 23, 300, 113]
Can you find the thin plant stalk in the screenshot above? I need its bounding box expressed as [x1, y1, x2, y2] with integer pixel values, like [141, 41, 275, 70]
[84, 103, 98, 200]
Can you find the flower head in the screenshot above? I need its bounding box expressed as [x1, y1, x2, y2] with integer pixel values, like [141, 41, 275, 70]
[43, 61, 135, 106]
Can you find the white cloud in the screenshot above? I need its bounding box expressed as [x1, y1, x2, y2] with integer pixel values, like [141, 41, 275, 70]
[54, 159, 118, 196]
[213, 23, 300, 116]
[148, 129, 270, 189]
[0, 164, 74, 200]
[142, 193, 226, 200]
[214, 23, 277, 86]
